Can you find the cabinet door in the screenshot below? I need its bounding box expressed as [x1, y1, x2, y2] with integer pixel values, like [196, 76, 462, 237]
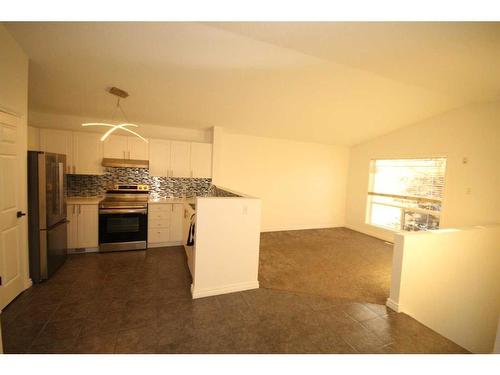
[76, 204, 98, 248]
[73, 131, 103, 175]
[128, 136, 149, 160]
[190, 142, 212, 178]
[67, 204, 78, 249]
[170, 141, 191, 178]
[102, 135, 128, 159]
[170, 204, 184, 242]
[149, 139, 171, 177]
[39, 129, 74, 174]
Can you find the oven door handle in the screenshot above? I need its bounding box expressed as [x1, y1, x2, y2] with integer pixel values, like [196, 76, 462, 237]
[99, 209, 148, 214]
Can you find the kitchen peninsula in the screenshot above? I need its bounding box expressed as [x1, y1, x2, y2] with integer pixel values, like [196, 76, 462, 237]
[185, 187, 261, 298]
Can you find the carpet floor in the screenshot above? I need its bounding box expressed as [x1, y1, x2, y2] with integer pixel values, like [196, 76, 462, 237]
[259, 228, 393, 304]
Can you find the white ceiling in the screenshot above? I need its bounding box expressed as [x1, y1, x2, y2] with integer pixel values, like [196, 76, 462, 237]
[5, 22, 500, 145]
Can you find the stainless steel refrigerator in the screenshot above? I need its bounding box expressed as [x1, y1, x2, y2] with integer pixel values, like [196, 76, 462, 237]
[28, 151, 68, 283]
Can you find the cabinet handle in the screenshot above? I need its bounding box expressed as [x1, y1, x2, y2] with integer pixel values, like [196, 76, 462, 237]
[73, 165, 76, 174]
[73, 205, 76, 214]
[190, 170, 193, 178]
[78, 205, 81, 215]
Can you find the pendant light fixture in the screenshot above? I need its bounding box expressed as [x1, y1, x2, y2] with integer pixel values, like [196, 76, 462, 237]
[82, 87, 148, 143]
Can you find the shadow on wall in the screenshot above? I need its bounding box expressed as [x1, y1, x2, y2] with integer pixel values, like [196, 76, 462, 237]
[388, 225, 500, 353]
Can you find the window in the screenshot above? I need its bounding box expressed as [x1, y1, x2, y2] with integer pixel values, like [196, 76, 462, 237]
[366, 158, 446, 231]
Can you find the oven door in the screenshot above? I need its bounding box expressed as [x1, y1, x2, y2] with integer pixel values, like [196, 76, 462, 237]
[99, 208, 147, 252]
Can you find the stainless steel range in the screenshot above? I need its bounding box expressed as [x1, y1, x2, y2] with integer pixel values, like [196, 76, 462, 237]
[98, 184, 149, 252]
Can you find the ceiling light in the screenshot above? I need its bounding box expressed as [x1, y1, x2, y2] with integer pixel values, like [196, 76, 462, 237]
[82, 87, 148, 143]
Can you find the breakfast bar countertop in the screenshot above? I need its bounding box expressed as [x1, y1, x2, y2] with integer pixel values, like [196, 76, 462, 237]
[148, 197, 195, 204]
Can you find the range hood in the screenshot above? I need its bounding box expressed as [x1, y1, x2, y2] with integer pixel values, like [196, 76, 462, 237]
[102, 158, 149, 169]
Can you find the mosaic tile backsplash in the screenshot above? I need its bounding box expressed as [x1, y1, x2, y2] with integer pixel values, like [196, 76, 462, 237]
[67, 167, 212, 199]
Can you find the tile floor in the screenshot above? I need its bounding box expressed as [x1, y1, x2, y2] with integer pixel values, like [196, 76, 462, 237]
[1, 233, 468, 354]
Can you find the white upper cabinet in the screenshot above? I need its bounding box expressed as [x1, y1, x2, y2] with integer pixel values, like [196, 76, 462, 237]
[103, 134, 149, 160]
[190, 142, 212, 178]
[38, 127, 211, 178]
[39, 129, 74, 174]
[128, 136, 149, 160]
[73, 132, 103, 175]
[170, 141, 191, 178]
[103, 135, 128, 159]
[149, 138, 171, 177]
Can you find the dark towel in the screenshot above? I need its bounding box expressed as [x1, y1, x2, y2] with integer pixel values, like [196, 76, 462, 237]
[187, 214, 196, 246]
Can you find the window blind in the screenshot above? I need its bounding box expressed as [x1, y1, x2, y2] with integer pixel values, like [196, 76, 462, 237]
[370, 158, 446, 201]
[367, 158, 447, 231]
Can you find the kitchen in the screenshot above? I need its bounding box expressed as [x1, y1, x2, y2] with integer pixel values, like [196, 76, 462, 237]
[26, 107, 261, 299]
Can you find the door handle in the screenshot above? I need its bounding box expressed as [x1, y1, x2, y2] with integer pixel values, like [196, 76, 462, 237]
[16, 211, 26, 218]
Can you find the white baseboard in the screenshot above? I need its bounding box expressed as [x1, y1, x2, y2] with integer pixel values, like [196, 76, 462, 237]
[386, 298, 401, 312]
[191, 280, 259, 299]
[147, 241, 182, 248]
[261, 224, 343, 233]
[67, 247, 98, 254]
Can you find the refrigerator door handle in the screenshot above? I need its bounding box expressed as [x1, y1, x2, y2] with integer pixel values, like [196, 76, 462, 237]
[58, 162, 64, 217]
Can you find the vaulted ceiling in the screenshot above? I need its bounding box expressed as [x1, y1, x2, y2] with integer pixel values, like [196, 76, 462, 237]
[5, 22, 500, 145]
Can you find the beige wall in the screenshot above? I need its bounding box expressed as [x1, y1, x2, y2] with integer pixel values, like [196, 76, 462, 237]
[389, 225, 500, 353]
[213, 128, 350, 231]
[346, 101, 500, 242]
[0, 24, 29, 353]
[27, 126, 39, 150]
[29, 111, 212, 143]
[0, 25, 28, 117]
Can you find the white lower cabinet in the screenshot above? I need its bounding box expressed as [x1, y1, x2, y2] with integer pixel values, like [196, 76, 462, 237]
[148, 203, 184, 247]
[67, 204, 98, 250]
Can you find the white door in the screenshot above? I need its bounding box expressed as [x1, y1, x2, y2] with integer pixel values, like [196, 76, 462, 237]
[149, 138, 171, 177]
[170, 204, 184, 242]
[73, 131, 103, 175]
[39, 128, 74, 174]
[190, 142, 212, 178]
[67, 204, 78, 249]
[103, 134, 128, 159]
[171, 141, 191, 177]
[76, 205, 98, 248]
[127, 136, 149, 160]
[0, 111, 27, 310]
